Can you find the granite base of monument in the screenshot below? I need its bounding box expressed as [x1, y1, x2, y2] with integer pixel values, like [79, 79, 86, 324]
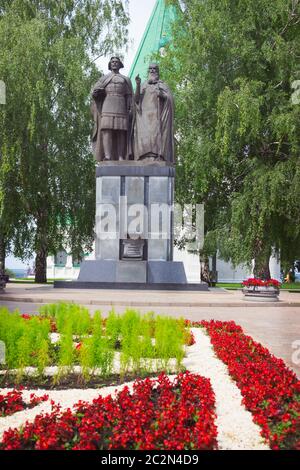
[77, 260, 186, 284]
[54, 162, 208, 291]
[54, 259, 209, 291]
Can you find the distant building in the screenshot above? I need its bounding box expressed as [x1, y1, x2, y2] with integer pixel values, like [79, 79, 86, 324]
[129, 0, 178, 82]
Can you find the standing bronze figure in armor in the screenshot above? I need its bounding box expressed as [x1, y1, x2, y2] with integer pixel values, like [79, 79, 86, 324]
[91, 57, 133, 162]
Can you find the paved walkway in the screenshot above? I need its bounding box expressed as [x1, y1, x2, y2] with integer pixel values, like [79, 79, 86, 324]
[0, 283, 300, 377]
[1, 282, 300, 307]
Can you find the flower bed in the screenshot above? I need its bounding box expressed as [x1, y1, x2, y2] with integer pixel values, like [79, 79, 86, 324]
[0, 306, 191, 385]
[199, 320, 300, 450]
[242, 278, 281, 302]
[0, 372, 218, 450]
[0, 390, 48, 417]
[242, 278, 281, 288]
[1, 308, 298, 450]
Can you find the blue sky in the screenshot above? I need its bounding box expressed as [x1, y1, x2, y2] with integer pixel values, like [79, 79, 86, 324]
[6, 0, 157, 269]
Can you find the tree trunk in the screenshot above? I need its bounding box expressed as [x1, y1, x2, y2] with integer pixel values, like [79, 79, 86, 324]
[199, 251, 210, 284]
[211, 253, 217, 286]
[254, 257, 271, 280]
[0, 237, 6, 277]
[35, 247, 47, 283]
[34, 215, 48, 284]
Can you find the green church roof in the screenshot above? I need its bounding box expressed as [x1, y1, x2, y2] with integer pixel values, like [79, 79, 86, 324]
[129, 0, 178, 83]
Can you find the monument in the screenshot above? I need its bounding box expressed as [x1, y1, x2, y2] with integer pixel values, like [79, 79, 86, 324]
[55, 57, 207, 290]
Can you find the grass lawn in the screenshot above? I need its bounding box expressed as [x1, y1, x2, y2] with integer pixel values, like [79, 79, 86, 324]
[216, 283, 242, 290]
[8, 278, 65, 284]
[280, 282, 300, 291]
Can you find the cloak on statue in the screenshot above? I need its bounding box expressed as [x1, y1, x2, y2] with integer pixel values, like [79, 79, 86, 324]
[133, 80, 174, 162]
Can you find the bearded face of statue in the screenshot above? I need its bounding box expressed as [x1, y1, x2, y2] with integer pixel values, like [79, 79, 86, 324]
[148, 64, 160, 84]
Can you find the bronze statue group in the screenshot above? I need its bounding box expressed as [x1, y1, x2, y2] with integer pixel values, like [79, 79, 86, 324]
[91, 56, 174, 164]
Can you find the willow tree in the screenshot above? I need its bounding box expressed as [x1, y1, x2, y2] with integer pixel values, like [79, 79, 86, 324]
[0, 1, 129, 282]
[161, 0, 300, 279]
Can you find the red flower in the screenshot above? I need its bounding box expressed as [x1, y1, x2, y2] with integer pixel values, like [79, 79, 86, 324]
[0, 373, 218, 451]
[199, 320, 299, 450]
[0, 391, 48, 417]
[21, 314, 31, 320]
[242, 278, 281, 288]
[186, 330, 196, 346]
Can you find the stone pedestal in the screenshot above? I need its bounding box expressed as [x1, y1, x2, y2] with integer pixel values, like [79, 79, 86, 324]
[94, 162, 175, 262]
[79, 162, 187, 286]
[55, 162, 208, 290]
[77, 260, 187, 285]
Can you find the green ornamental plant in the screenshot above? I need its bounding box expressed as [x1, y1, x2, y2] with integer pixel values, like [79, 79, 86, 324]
[56, 325, 74, 382]
[0, 305, 189, 384]
[105, 310, 121, 349]
[16, 334, 31, 382]
[36, 339, 50, 377]
[120, 309, 141, 377]
[79, 311, 114, 380]
[154, 316, 185, 372]
[91, 311, 114, 377]
[139, 314, 156, 373]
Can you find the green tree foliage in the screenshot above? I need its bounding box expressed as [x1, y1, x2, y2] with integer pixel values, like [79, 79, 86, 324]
[0, 144, 25, 276]
[0, 1, 129, 282]
[161, 0, 300, 277]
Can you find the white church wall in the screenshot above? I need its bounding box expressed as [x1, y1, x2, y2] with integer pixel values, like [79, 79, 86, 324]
[47, 246, 281, 283]
[46, 244, 95, 280]
[173, 248, 281, 283]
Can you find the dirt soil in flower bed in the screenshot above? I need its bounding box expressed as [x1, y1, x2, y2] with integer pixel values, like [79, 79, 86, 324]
[0, 372, 163, 390]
